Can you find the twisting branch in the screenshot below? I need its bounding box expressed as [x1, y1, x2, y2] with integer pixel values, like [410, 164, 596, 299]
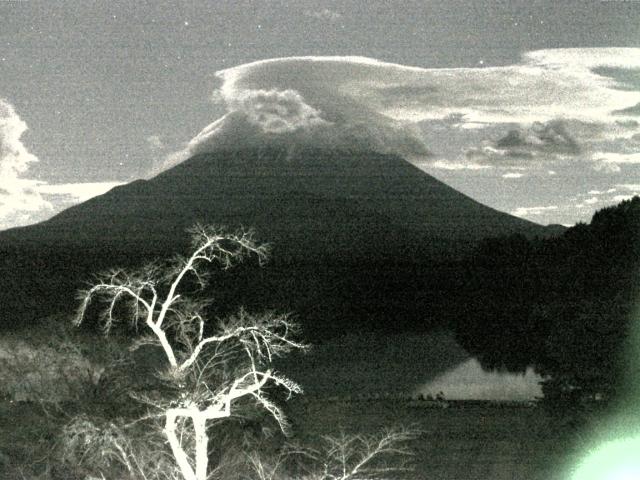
[154, 224, 269, 331]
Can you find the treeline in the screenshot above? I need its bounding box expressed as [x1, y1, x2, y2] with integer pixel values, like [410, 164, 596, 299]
[451, 197, 640, 402]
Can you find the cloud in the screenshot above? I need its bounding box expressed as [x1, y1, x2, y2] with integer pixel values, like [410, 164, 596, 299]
[0, 180, 54, 230]
[613, 103, 640, 116]
[0, 99, 38, 176]
[508, 188, 639, 225]
[146, 134, 165, 150]
[431, 160, 491, 171]
[35, 182, 123, 203]
[591, 188, 620, 195]
[464, 119, 594, 169]
[590, 151, 640, 173]
[466, 120, 580, 165]
[392, 48, 640, 124]
[0, 99, 53, 230]
[592, 151, 640, 164]
[612, 194, 637, 203]
[496, 121, 580, 154]
[573, 184, 640, 212]
[161, 49, 640, 173]
[305, 8, 342, 21]
[511, 205, 558, 217]
[0, 99, 124, 231]
[617, 183, 640, 191]
[226, 88, 328, 134]
[467, 115, 640, 171]
[1, 179, 125, 230]
[603, 184, 640, 204]
[502, 172, 524, 179]
[163, 57, 437, 170]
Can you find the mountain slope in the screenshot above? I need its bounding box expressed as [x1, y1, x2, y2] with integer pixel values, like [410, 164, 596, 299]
[0, 147, 560, 335]
[3, 146, 551, 248]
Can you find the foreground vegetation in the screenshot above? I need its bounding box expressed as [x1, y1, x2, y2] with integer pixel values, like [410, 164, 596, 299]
[1, 226, 421, 480]
[0, 309, 611, 480]
[452, 196, 640, 403]
[0, 393, 610, 480]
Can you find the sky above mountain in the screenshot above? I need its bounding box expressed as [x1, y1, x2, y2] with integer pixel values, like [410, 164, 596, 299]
[1, 0, 640, 229]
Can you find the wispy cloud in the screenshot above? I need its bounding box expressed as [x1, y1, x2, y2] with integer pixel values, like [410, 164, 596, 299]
[605, 184, 640, 203]
[502, 172, 524, 179]
[547, 187, 639, 223]
[592, 151, 640, 166]
[612, 194, 637, 202]
[35, 182, 123, 203]
[431, 160, 491, 171]
[512, 205, 558, 217]
[617, 183, 640, 191]
[304, 8, 342, 21]
[587, 188, 617, 195]
[146, 134, 165, 150]
[466, 120, 581, 167]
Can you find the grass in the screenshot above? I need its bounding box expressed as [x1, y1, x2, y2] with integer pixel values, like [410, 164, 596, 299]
[285, 398, 597, 480]
[0, 395, 611, 480]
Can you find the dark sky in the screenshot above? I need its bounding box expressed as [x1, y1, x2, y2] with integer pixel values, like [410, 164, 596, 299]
[1, 0, 640, 228]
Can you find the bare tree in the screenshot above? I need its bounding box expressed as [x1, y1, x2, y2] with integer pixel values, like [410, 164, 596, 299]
[308, 427, 419, 480]
[74, 225, 306, 480]
[248, 426, 420, 480]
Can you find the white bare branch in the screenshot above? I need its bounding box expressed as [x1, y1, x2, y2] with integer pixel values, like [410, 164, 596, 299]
[74, 225, 303, 480]
[154, 225, 269, 331]
[177, 310, 306, 372]
[315, 427, 419, 480]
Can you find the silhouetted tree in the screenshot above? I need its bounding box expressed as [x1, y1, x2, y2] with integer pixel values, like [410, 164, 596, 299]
[453, 197, 640, 403]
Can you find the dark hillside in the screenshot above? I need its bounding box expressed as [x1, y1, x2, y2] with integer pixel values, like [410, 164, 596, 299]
[453, 197, 640, 402]
[0, 146, 558, 339]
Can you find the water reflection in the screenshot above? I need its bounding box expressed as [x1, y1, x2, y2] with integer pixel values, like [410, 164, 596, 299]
[415, 358, 543, 401]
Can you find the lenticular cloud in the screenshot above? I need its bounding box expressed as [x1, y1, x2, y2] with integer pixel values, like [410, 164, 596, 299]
[166, 49, 640, 170]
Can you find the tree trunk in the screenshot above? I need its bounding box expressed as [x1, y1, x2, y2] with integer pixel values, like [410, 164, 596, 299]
[193, 415, 209, 480]
[165, 410, 197, 480]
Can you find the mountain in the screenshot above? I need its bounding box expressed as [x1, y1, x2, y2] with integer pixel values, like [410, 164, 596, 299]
[0, 146, 561, 336]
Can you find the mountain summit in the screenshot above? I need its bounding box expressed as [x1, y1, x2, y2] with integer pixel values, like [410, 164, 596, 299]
[0, 146, 557, 334]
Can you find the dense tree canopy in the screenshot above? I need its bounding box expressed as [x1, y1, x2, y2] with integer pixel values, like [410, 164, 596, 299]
[452, 197, 640, 402]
